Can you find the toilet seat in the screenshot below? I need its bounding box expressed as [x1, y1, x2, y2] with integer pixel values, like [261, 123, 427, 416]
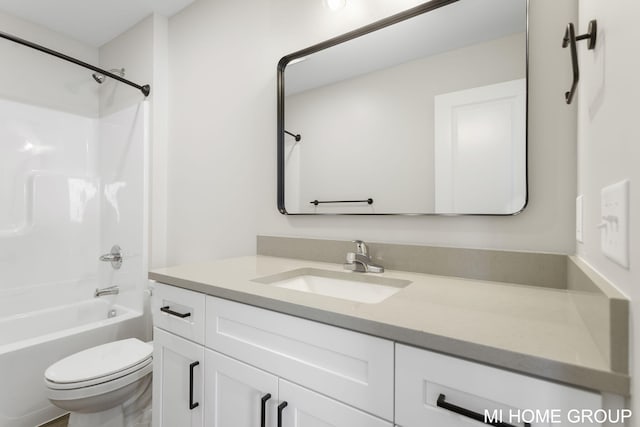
[45, 358, 153, 390]
[46, 360, 153, 401]
[44, 338, 153, 400]
[45, 338, 153, 385]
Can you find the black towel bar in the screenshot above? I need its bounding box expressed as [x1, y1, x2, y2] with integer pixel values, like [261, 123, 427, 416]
[310, 198, 373, 206]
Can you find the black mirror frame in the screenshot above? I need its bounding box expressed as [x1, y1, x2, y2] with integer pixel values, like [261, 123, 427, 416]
[277, 0, 528, 216]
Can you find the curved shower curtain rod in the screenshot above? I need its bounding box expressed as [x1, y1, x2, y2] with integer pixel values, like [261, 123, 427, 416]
[0, 29, 151, 97]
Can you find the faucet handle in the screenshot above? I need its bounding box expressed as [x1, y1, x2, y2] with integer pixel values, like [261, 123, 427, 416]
[99, 245, 123, 270]
[352, 240, 368, 256]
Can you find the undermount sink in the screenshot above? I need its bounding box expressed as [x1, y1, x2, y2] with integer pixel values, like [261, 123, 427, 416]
[253, 268, 411, 304]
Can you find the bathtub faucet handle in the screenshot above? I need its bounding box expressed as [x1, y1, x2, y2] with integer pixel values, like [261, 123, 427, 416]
[99, 245, 123, 270]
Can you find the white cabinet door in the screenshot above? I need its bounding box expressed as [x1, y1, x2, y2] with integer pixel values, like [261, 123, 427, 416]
[278, 379, 392, 427]
[205, 349, 279, 427]
[153, 327, 204, 427]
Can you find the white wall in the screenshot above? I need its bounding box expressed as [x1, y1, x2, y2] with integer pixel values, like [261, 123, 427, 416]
[285, 33, 525, 214]
[98, 16, 154, 117]
[167, 0, 268, 264]
[576, 0, 640, 421]
[0, 11, 98, 116]
[167, 0, 577, 263]
[150, 15, 170, 270]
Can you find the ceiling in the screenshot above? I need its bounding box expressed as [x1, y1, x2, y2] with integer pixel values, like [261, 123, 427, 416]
[0, 0, 196, 47]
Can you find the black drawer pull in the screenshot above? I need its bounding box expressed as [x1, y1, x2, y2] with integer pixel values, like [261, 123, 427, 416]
[437, 394, 530, 427]
[189, 361, 200, 410]
[161, 305, 191, 318]
[260, 393, 271, 427]
[277, 401, 288, 427]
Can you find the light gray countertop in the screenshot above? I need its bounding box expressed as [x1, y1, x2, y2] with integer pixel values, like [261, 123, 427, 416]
[149, 255, 630, 395]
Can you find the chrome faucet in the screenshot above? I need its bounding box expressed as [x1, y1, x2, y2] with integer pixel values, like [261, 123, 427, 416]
[344, 240, 384, 273]
[95, 286, 119, 297]
[99, 245, 123, 270]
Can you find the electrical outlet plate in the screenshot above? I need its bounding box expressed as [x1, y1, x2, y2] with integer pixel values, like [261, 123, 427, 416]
[576, 195, 583, 243]
[600, 180, 630, 268]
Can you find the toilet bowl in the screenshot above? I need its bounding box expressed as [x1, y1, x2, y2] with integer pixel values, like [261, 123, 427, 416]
[44, 338, 153, 427]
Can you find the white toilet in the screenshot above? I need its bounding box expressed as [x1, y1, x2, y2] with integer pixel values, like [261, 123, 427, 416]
[44, 338, 153, 427]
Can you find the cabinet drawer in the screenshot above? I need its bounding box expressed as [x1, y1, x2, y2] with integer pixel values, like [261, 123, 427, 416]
[152, 282, 206, 344]
[206, 296, 394, 421]
[395, 344, 602, 427]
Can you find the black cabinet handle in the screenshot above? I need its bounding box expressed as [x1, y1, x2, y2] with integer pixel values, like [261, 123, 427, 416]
[277, 401, 288, 427]
[437, 394, 530, 427]
[260, 393, 271, 427]
[161, 305, 191, 318]
[189, 361, 200, 410]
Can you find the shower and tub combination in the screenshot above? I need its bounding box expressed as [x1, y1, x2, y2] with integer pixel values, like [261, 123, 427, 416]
[0, 31, 151, 427]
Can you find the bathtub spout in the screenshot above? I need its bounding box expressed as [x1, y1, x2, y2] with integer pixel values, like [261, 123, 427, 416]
[95, 286, 119, 297]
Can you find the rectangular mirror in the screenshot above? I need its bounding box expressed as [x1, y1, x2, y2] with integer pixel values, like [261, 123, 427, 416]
[278, 0, 528, 215]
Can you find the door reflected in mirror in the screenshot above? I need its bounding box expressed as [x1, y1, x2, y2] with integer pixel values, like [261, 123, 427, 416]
[278, 0, 528, 215]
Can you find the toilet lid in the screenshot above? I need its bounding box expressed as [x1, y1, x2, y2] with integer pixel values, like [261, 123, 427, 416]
[45, 338, 153, 384]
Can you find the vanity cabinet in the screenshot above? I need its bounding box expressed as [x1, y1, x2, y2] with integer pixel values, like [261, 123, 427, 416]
[151, 281, 610, 427]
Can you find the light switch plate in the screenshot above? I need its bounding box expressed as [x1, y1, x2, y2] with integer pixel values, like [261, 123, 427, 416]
[576, 195, 583, 243]
[600, 180, 630, 268]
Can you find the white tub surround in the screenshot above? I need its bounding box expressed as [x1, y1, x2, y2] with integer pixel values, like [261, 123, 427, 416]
[98, 102, 150, 316]
[149, 255, 629, 396]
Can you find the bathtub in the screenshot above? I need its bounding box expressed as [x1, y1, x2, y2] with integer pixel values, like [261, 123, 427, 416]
[0, 298, 146, 427]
